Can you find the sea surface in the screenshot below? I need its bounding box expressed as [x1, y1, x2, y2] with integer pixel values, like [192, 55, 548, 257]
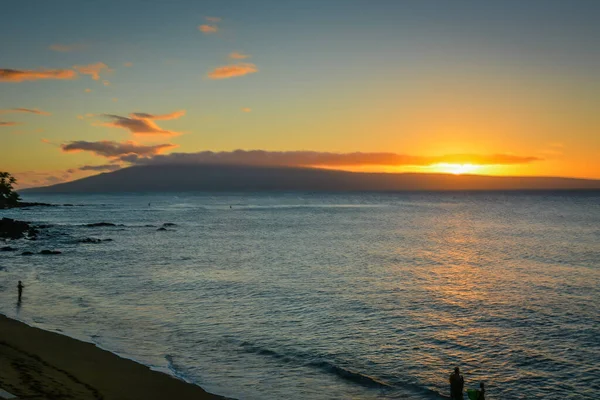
[1, 192, 599, 399]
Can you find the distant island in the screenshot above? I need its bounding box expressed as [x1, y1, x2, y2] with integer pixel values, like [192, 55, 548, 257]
[19, 164, 600, 193]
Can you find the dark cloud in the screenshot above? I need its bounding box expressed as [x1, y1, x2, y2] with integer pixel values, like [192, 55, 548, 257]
[0, 121, 20, 126]
[61, 140, 176, 158]
[130, 150, 542, 168]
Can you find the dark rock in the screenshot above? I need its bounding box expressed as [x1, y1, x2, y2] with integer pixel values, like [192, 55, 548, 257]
[0, 201, 55, 209]
[157, 227, 168, 231]
[144, 224, 156, 228]
[21, 251, 34, 256]
[162, 223, 177, 227]
[103, 238, 113, 242]
[1, 246, 17, 252]
[40, 250, 62, 255]
[85, 222, 117, 227]
[78, 238, 102, 243]
[63, 203, 74, 206]
[1, 218, 34, 239]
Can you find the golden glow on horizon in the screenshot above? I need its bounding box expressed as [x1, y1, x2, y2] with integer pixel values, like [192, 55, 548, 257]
[429, 163, 481, 175]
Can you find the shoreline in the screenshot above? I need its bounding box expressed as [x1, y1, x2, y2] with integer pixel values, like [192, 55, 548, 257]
[0, 314, 229, 400]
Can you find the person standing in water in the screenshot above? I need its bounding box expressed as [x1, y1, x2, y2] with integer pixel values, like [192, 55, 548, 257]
[17, 280, 24, 302]
[449, 366, 465, 399]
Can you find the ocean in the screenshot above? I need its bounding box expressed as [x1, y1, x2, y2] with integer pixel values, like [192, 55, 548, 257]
[1, 192, 599, 399]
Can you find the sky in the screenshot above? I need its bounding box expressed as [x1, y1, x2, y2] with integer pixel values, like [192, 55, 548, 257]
[1, 0, 599, 188]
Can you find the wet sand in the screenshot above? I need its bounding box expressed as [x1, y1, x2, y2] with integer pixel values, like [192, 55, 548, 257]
[0, 314, 226, 399]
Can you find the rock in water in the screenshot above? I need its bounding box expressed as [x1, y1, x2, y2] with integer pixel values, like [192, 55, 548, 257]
[40, 250, 62, 255]
[0, 218, 36, 240]
[85, 222, 117, 227]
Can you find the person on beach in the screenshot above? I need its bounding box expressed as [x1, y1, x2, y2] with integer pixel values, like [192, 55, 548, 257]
[449, 366, 464, 399]
[17, 280, 24, 302]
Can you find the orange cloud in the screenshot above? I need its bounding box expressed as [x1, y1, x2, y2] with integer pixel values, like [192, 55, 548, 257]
[199, 24, 218, 33]
[241, 107, 251, 112]
[78, 164, 122, 172]
[49, 43, 87, 52]
[132, 150, 542, 168]
[130, 110, 186, 120]
[103, 80, 110, 86]
[85, 88, 92, 93]
[100, 110, 185, 136]
[207, 63, 258, 79]
[124, 62, 133, 67]
[229, 52, 251, 60]
[73, 62, 111, 80]
[61, 140, 176, 158]
[0, 108, 51, 115]
[0, 121, 20, 126]
[0, 68, 76, 82]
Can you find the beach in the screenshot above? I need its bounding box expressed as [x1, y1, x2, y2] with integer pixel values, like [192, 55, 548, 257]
[0, 314, 225, 400]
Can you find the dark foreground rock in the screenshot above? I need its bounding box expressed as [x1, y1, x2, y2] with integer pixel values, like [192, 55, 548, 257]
[0, 218, 38, 240]
[21, 251, 34, 256]
[157, 227, 168, 231]
[162, 223, 177, 227]
[1, 246, 18, 251]
[39, 250, 61, 255]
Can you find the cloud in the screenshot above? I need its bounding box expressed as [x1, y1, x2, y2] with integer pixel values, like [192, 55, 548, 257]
[199, 24, 218, 33]
[207, 63, 258, 79]
[103, 80, 110, 86]
[205, 16, 221, 22]
[129, 110, 186, 120]
[85, 88, 92, 93]
[49, 43, 87, 52]
[78, 164, 122, 172]
[229, 52, 250, 60]
[61, 140, 176, 158]
[0, 68, 76, 82]
[0, 121, 20, 126]
[100, 110, 185, 135]
[241, 107, 251, 112]
[128, 150, 543, 168]
[73, 62, 111, 80]
[0, 108, 51, 116]
[124, 62, 133, 67]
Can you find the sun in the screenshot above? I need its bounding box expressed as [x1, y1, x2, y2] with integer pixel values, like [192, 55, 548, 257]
[431, 163, 481, 175]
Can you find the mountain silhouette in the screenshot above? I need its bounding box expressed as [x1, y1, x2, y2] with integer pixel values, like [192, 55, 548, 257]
[22, 164, 600, 193]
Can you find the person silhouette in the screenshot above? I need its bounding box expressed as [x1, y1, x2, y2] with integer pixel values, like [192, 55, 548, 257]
[17, 280, 24, 302]
[449, 366, 465, 399]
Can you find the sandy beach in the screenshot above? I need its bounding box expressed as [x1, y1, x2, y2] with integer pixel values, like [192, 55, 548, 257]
[0, 314, 226, 400]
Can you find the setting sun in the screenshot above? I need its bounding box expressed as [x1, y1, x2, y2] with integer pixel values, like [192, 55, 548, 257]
[431, 163, 481, 175]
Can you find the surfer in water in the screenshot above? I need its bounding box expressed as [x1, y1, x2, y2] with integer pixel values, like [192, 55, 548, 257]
[449, 367, 464, 399]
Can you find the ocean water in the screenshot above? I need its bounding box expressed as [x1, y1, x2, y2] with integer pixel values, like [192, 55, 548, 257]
[1, 192, 599, 399]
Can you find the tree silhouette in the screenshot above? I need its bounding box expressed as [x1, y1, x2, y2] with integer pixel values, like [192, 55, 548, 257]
[0, 172, 21, 207]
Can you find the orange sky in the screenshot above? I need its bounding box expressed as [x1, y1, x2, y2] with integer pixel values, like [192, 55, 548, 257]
[1, 1, 599, 188]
